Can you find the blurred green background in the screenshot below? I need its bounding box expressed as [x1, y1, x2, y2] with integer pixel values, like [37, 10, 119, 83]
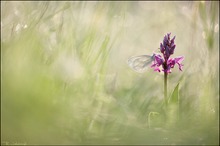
[1, 1, 219, 145]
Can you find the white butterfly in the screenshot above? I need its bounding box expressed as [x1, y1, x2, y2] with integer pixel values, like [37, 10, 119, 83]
[127, 54, 155, 73]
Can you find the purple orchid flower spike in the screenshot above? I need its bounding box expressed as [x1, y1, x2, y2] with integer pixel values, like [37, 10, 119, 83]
[151, 33, 184, 74]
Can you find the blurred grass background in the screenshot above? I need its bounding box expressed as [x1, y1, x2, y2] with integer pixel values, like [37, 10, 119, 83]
[1, 1, 219, 145]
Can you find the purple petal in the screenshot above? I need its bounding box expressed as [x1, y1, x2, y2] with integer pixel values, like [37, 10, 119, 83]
[167, 33, 171, 39]
[174, 56, 184, 63]
[151, 54, 164, 72]
[154, 54, 164, 65]
[170, 44, 176, 54]
[174, 56, 184, 71]
[171, 36, 176, 43]
[154, 67, 161, 72]
[151, 63, 157, 68]
[165, 48, 170, 59]
[160, 43, 164, 53]
[167, 58, 175, 68]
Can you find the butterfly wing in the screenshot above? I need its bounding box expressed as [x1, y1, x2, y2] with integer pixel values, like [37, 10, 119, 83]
[127, 55, 154, 73]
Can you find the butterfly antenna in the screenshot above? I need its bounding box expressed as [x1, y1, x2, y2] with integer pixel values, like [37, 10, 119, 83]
[152, 48, 160, 54]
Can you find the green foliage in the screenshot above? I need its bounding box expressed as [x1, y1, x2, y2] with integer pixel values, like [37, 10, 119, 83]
[148, 112, 160, 129]
[166, 83, 180, 128]
[199, 1, 218, 51]
[168, 82, 179, 104]
[1, 1, 219, 145]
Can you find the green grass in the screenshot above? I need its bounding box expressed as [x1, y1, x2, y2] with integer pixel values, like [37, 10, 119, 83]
[1, 1, 219, 145]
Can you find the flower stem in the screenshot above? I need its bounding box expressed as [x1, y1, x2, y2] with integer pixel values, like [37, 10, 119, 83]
[164, 72, 168, 107]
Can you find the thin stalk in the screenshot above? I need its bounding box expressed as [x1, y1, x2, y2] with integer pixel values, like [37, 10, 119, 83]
[164, 72, 168, 107]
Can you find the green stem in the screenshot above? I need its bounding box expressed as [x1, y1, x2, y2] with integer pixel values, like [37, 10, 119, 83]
[164, 72, 168, 107]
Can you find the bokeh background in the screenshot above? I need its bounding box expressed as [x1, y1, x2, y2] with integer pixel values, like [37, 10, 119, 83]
[1, 1, 219, 145]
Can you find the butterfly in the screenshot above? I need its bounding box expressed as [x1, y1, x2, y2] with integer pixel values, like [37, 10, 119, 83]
[127, 54, 155, 73]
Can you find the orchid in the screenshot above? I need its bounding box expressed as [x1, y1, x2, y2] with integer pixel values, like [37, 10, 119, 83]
[151, 33, 184, 107]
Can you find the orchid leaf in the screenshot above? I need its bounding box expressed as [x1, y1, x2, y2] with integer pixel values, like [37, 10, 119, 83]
[168, 82, 179, 104]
